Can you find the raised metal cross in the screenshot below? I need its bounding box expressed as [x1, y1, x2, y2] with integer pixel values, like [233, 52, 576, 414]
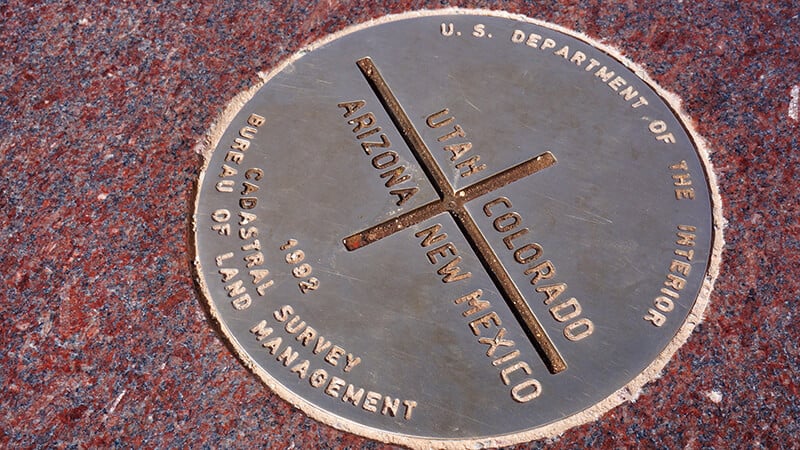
[343, 57, 566, 374]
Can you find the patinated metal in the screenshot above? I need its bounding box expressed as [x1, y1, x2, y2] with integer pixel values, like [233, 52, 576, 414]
[192, 9, 722, 448]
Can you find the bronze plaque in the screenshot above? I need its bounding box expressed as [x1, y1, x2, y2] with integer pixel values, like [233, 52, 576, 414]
[192, 9, 722, 448]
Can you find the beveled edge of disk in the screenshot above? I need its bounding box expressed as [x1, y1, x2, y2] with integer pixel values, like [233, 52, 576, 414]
[190, 8, 725, 449]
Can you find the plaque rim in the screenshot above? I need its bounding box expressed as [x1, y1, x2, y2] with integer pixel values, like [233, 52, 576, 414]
[190, 7, 725, 448]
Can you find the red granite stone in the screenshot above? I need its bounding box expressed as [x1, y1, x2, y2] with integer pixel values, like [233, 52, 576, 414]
[1, 1, 798, 448]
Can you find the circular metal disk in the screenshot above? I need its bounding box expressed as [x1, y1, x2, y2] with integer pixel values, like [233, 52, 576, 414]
[192, 9, 722, 448]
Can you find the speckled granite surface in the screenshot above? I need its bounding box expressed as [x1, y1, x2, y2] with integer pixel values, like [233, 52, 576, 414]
[1, 1, 798, 448]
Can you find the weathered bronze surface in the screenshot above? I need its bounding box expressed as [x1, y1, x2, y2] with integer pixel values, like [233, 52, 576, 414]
[193, 9, 721, 448]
